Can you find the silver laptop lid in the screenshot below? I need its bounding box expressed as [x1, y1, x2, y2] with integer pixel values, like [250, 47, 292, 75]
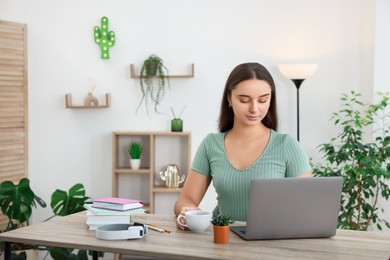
[245, 177, 343, 240]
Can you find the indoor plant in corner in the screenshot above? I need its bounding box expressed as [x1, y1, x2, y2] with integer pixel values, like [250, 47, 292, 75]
[44, 183, 93, 260]
[128, 142, 143, 169]
[313, 91, 390, 231]
[0, 178, 47, 259]
[136, 54, 170, 116]
[211, 214, 234, 244]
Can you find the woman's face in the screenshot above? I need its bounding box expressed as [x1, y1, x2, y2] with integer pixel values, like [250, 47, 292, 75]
[228, 79, 272, 127]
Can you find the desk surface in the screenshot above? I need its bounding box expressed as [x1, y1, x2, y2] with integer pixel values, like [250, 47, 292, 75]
[0, 212, 389, 260]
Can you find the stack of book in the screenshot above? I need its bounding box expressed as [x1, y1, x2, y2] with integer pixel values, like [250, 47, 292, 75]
[84, 197, 145, 230]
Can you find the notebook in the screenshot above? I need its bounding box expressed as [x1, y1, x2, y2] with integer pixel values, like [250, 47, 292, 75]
[230, 177, 343, 240]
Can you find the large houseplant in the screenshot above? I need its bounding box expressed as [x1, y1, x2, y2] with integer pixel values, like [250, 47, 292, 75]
[0, 178, 93, 259]
[313, 91, 390, 231]
[43, 183, 92, 260]
[0, 178, 46, 259]
[136, 54, 170, 116]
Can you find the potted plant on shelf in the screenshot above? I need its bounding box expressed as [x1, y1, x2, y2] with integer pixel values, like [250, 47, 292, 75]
[313, 91, 390, 231]
[128, 142, 143, 169]
[211, 213, 234, 244]
[136, 54, 170, 117]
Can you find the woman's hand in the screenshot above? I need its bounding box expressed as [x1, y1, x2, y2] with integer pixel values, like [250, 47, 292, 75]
[176, 206, 200, 231]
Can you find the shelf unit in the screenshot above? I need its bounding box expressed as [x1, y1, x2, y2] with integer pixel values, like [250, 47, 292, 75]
[130, 64, 195, 78]
[112, 131, 191, 214]
[65, 93, 111, 108]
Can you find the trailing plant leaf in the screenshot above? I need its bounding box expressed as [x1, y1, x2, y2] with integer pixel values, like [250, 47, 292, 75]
[313, 91, 390, 231]
[136, 54, 170, 117]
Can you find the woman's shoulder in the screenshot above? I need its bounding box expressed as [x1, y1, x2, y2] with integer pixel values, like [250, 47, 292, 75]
[270, 130, 299, 145]
[202, 132, 225, 143]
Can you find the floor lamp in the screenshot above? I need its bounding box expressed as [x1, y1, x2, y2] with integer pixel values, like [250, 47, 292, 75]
[278, 64, 318, 141]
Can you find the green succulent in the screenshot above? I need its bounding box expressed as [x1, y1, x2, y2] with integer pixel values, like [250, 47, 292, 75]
[211, 214, 234, 226]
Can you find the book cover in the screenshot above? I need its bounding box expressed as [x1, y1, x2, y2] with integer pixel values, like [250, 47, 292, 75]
[92, 197, 144, 211]
[83, 204, 145, 215]
[85, 211, 132, 225]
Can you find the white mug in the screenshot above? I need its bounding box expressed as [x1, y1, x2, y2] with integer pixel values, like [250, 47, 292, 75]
[177, 210, 212, 232]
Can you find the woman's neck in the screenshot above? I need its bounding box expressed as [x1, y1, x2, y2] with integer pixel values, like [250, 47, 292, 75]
[229, 123, 269, 140]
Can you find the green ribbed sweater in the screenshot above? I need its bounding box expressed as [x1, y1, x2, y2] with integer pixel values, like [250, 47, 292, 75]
[192, 130, 311, 221]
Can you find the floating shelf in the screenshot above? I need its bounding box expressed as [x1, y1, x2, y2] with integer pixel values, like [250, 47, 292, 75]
[130, 63, 194, 78]
[65, 93, 111, 108]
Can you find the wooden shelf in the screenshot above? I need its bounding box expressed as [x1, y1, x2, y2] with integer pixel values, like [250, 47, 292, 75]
[65, 93, 111, 108]
[114, 168, 150, 174]
[112, 131, 191, 214]
[130, 64, 194, 78]
[152, 187, 182, 193]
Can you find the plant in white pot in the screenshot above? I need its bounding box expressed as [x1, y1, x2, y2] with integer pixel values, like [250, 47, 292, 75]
[128, 142, 143, 169]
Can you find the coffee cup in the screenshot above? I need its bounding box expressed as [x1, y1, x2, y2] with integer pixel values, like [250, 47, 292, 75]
[177, 210, 212, 232]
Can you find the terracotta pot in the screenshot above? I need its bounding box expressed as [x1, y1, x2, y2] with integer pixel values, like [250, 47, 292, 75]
[213, 225, 230, 244]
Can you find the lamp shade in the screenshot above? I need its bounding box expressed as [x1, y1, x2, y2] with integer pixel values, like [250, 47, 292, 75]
[278, 64, 318, 80]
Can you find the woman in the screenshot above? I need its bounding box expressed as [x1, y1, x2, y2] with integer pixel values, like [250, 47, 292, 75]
[174, 62, 311, 229]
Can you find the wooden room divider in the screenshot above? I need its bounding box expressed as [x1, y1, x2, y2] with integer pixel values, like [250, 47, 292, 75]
[0, 20, 28, 229]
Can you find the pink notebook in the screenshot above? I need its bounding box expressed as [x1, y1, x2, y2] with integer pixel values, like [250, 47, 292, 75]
[92, 197, 144, 211]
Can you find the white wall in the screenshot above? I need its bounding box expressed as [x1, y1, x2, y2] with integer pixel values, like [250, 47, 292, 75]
[374, 0, 390, 229]
[0, 0, 385, 226]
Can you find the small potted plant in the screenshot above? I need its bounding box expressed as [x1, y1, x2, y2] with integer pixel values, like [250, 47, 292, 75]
[128, 142, 143, 169]
[211, 213, 234, 244]
[170, 106, 185, 132]
[136, 54, 171, 117]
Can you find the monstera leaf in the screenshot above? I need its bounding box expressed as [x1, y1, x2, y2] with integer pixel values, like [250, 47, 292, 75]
[0, 178, 46, 230]
[50, 183, 90, 216]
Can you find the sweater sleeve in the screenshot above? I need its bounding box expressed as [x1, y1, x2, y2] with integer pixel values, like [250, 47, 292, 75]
[283, 135, 312, 177]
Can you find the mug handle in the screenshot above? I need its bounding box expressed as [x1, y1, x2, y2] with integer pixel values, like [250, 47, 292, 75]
[176, 214, 188, 228]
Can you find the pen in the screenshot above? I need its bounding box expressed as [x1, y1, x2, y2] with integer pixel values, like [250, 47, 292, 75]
[147, 223, 171, 233]
[147, 225, 164, 233]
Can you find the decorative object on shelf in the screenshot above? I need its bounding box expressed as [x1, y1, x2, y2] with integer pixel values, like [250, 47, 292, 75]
[136, 54, 171, 116]
[278, 64, 318, 141]
[128, 142, 143, 169]
[65, 93, 111, 108]
[159, 164, 186, 188]
[93, 16, 115, 59]
[170, 106, 185, 132]
[211, 214, 234, 244]
[313, 91, 390, 231]
[84, 92, 99, 106]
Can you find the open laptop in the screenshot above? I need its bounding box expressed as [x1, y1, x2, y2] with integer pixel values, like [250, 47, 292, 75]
[230, 177, 343, 240]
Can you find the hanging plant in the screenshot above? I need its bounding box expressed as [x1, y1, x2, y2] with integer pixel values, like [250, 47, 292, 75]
[136, 54, 170, 116]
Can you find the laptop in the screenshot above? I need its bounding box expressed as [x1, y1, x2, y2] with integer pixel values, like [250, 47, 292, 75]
[230, 177, 343, 240]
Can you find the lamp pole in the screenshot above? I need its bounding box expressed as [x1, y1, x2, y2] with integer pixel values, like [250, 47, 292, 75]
[292, 79, 304, 141]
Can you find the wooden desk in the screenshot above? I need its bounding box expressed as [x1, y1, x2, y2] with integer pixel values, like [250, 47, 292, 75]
[0, 212, 389, 260]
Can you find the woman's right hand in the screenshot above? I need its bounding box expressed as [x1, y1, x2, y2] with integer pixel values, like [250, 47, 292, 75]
[176, 206, 200, 231]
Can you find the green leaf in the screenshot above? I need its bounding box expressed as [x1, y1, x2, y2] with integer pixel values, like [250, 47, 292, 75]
[51, 183, 90, 216]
